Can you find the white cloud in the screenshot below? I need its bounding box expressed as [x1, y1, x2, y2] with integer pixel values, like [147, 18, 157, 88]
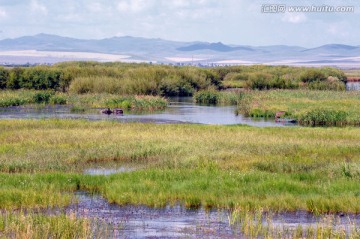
[117, 0, 153, 13]
[175, 7, 221, 20]
[327, 23, 349, 38]
[0, 0, 358, 46]
[87, 2, 107, 13]
[171, 0, 189, 8]
[0, 7, 7, 18]
[281, 12, 307, 23]
[31, 0, 48, 15]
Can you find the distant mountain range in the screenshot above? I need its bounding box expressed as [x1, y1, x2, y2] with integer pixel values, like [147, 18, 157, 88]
[0, 33, 359, 67]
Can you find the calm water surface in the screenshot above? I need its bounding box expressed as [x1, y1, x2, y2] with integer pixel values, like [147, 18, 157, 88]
[347, 82, 360, 91]
[0, 97, 294, 127]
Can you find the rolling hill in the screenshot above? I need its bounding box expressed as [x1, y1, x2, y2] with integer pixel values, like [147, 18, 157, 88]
[0, 34, 359, 67]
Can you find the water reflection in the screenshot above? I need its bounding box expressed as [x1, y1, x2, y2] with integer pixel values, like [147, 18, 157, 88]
[66, 192, 235, 239]
[65, 192, 360, 239]
[84, 166, 135, 176]
[346, 82, 360, 91]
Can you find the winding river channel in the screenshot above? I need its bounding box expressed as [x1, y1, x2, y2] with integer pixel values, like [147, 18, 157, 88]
[0, 97, 295, 127]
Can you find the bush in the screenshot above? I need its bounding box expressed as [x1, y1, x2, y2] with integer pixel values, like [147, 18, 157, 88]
[0, 67, 9, 89]
[0, 98, 27, 107]
[308, 79, 345, 91]
[33, 91, 54, 104]
[0, 63, 349, 93]
[246, 73, 272, 90]
[300, 69, 327, 83]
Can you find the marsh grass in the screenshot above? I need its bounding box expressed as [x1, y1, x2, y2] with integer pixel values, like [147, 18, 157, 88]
[99, 169, 360, 213]
[236, 90, 360, 125]
[0, 211, 112, 239]
[1, 120, 360, 213]
[193, 89, 239, 105]
[229, 208, 360, 238]
[0, 90, 168, 112]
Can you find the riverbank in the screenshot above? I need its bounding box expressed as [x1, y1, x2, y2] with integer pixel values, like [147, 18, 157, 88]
[0, 90, 168, 112]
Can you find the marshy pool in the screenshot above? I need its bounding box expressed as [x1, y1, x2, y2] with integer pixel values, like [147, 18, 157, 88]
[61, 192, 360, 238]
[76, 167, 360, 238]
[0, 97, 295, 127]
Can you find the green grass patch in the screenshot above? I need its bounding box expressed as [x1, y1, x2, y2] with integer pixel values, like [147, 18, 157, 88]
[236, 90, 360, 126]
[100, 169, 360, 213]
[0, 120, 360, 213]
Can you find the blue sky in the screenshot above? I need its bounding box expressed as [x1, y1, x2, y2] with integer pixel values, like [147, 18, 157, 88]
[0, 0, 359, 47]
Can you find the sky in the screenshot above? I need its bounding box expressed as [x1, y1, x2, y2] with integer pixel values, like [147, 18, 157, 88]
[0, 0, 359, 47]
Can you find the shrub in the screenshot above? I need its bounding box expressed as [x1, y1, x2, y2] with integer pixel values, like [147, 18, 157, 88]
[300, 69, 327, 83]
[246, 73, 272, 90]
[308, 79, 345, 91]
[33, 91, 54, 104]
[0, 98, 27, 107]
[0, 67, 9, 89]
[0, 63, 349, 93]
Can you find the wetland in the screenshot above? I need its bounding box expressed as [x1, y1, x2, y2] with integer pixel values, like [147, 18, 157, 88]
[1, 63, 360, 238]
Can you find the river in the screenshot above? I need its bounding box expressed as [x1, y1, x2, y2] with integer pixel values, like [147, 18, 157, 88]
[0, 97, 298, 127]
